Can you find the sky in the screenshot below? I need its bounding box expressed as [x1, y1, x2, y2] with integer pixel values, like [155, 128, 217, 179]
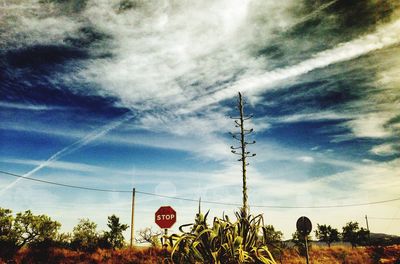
[1, 0, 400, 240]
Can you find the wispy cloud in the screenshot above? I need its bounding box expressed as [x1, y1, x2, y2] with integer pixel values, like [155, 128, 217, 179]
[187, 19, 400, 111]
[370, 144, 399, 156]
[0, 112, 134, 194]
[0, 102, 68, 111]
[1, 0, 400, 238]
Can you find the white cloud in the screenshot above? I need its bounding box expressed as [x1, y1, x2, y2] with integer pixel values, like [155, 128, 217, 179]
[0, 112, 134, 194]
[345, 112, 395, 138]
[0, 102, 68, 111]
[297, 156, 315, 163]
[2, 0, 400, 239]
[1, 158, 104, 173]
[370, 144, 398, 156]
[185, 19, 400, 112]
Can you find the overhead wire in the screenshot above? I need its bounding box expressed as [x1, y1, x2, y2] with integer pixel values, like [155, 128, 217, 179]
[369, 217, 400, 220]
[1, 169, 400, 209]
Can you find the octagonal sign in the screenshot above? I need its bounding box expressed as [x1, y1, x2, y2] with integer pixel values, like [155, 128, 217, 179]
[155, 206, 176, 229]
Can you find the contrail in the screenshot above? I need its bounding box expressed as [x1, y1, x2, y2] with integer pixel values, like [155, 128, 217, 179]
[181, 19, 400, 113]
[290, 0, 339, 29]
[0, 112, 134, 194]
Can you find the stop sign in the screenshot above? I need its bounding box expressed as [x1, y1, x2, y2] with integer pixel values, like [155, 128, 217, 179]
[155, 206, 176, 229]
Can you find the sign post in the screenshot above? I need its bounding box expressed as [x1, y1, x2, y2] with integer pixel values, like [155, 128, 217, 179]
[155, 206, 177, 249]
[130, 188, 135, 247]
[296, 216, 312, 264]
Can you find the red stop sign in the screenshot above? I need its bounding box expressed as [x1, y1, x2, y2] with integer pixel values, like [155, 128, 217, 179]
[155, 206, 176, 229]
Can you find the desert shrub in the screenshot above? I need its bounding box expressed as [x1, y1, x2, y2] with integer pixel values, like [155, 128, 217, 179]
[71, 219, 100, 252]
[169, 208, 276, 263]
[136, 227, 162, 248]
[263, 225, 285, 262]
[102, 215, 129, 249]
[0, 207, 60, 261]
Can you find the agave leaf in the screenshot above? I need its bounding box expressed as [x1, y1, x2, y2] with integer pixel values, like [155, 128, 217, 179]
[179, 223, 194, 233]
[204, 209, 210, 220]
[233, 236, 243, 249]
[256, 246, 277, 264]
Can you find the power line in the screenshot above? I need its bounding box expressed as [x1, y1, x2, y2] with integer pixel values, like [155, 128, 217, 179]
[369, 217, 400, 220]
[1, 169, 400, 209]
[0, 170, 131, 193]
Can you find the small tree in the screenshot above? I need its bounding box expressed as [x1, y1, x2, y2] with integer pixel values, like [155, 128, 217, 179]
[342, 222, 359, 248]
[315, 224, 340, 247]
[264, 225, 283, 246]
[0, 208, 19, 259]
[342, 221, 369, 248]
[135, 227, 161, 247]
[103, 215, 128, 249]
[71, 218, 99, 251]
[357, 227, 370, 246]
[263, 225, 284, 262]
[13, 210, 61, 247]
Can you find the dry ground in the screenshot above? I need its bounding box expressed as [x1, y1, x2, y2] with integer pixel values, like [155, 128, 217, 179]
[1, 244, 399, 263]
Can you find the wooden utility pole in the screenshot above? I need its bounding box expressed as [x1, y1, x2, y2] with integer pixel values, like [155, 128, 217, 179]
[365, 214, 371, 243]
[130, 188, 135, 247]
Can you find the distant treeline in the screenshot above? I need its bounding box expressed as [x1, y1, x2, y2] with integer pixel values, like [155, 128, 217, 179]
[0, 207, 128, 261]
[1, 206, 399, 263]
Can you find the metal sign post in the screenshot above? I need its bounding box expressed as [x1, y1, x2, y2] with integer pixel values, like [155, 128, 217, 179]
[155, 206, 176, 263]
[155, 206, 177, 247]
[296, 216, 312, 264]
[130, 188, 135, 247]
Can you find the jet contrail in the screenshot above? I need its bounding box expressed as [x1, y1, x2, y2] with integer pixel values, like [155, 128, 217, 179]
[0, 112, 134, 194]
[181, 19, 400, 113]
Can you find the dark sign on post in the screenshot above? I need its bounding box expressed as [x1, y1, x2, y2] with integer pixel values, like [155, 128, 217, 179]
[296, 216, 312, 236]
[296, 216, 312, 264]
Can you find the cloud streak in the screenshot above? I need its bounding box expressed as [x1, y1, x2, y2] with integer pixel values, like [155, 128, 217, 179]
[0, 112, 134, 194]
[187, 19, 400, 111]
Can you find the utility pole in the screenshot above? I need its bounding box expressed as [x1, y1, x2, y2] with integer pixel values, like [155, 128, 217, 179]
[365, 214, 371, 244]
[130, 188, 136, 247]
[230, 92, 256, 217]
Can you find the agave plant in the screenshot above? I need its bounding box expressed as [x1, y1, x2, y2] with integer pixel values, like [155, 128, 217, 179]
[168, 208, 276, 264]
[168, 93, 275, 263]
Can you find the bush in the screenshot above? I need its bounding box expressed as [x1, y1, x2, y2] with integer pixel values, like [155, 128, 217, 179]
[169, 208, 276, 263]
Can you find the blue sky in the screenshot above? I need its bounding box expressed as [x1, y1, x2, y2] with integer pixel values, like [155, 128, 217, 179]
[1, 0, 400, 239]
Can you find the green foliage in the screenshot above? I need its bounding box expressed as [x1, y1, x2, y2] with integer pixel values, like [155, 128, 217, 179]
[169, 209, 276, 263]
[0, 208, 61, 260]
[0, 208, 19, 259]
[14, 210, 61, 247]
[315, 224, 340, 247]
[71, 218, 99, 251]
[357, 227, 370, 246]
[263, 225, 284, 261]
[0, 207, 129, 256]
[342, 221, 369, 248]
[103, 215, 129, 249]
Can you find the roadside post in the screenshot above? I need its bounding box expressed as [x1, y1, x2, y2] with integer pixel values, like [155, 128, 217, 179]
[296, 216, 312, 264]
[155, 206, 177, 248]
